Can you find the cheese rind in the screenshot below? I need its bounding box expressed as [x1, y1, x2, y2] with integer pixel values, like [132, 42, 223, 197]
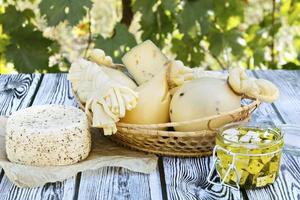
[122, 40, 168, 85]
[121, 68, 170, 125]
[6, 105, 91, 166]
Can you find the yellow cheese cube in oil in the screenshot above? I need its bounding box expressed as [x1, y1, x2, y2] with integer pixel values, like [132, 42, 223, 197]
[247, 160, 264, 174]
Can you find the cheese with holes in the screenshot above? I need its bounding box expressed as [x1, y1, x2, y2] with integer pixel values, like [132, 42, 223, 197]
[6, 105, 91, 166]
[122, 40, 168, 85]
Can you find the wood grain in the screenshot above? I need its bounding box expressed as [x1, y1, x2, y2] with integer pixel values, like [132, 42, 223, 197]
[253, 70, 300, 123]
[245, 70, 300, 200]
[247, 71, 283, 124]
[0, 74, 41, 115]
[77, 167, 153, 200]
[31, 73, 78, 107]
[33, 74, 162, 200]
[163, 157, 243, 200]
[0, 177, 75, 200]
[0, 74, 76, 200]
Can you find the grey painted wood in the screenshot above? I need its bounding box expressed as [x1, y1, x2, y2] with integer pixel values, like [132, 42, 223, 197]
[247, 71, 283, 124]
[0, 74, 76, 200]
[245, 70, 300, 200]
[0, 177, 75, 200]
[77, 167, 152, 200]
[32, 73, 78, 107]
[253, 70, 300, 123]
[0, 74, 41, 115]
[33, 74, 162, 200]
[162, 157, 243, 200]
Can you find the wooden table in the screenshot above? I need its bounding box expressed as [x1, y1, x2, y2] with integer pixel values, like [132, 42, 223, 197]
[0, 70, 299, 200]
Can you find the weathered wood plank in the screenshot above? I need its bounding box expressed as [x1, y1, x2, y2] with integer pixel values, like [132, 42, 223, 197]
[0, 177, 75, 200]
[0, 74, 75, 200]
[247, 71, 283, 124]
[32, 73, 78, 107]
[0, 74, 41, 115]
[245, 70, 300, 200]
[163, 157, 243, 200]
[253, 70, 300, 123]
[77, 167, 154, 200]
[33, 74, 162, 200]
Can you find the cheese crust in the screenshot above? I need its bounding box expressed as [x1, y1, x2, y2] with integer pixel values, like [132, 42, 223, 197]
[6, 105, 91, 166]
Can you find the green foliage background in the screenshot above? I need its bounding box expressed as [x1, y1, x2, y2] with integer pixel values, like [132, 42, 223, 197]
[0, 0, 300, 73]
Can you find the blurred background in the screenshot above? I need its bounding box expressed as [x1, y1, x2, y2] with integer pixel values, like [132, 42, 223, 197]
[0, 0, 300, 73]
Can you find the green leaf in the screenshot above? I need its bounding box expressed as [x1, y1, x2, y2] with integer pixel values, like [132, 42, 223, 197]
[132, 0, 175, 47]
[0, 30, 9, 53]
[94, 23, 137, 63]
[0, 6, 34, 33]
[281, 62, 300, 70]
[161, 0, 179, 13]
[177, 0, 213, 36]
[5, 26, 53, 72]
[208, 30, 224, 57]
[171, 34, 204, 67]
[224, 29, 244, 58]
[213, 0, 244, 29]
[39, 0, 92, 26]
[0, 6, 53, 72]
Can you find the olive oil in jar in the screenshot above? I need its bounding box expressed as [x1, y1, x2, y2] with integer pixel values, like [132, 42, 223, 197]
[215, 123, 284, 189]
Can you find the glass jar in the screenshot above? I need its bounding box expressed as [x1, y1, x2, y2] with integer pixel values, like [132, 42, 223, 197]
[207, 122, 284, 190]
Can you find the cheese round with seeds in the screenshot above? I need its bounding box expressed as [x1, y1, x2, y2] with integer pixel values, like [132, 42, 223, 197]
[5, 105, 91, 166]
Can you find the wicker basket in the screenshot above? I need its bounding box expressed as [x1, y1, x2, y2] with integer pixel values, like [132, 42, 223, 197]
[113, 99, 260, 157]
[71, 64, 260, 156]
[73, 87, 260, 157]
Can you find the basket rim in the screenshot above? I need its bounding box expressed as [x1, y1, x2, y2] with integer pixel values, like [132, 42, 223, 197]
[116, 126, 217, 137]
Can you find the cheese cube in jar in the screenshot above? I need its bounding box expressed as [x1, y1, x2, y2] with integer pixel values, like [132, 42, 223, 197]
[216, 122, 284, 189]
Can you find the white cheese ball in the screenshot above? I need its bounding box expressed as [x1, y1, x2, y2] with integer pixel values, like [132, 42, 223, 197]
[170, 78, 241, 131]
[6, 105, 91, 166]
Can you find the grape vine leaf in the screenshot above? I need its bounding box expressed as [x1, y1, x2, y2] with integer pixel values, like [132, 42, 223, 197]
[132, 0, 175, 47]
[213, 0, 244, 30]
[171, 35, 204, 67]
[161, 0, 179, 12]
[177, 0, 213, 36]
[0, 6, 34, 33]
[39, 0, 92, 26]
[0, 6, 53, 72]
[94, 23, 137, 63]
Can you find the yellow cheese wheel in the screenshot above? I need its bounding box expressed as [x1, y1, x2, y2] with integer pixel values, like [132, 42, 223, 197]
[170, 77, 241, 131]
[121, 68, 170, 124]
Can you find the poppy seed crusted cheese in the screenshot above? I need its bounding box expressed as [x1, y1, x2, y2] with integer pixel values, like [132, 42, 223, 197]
[5, 105, 91, 166]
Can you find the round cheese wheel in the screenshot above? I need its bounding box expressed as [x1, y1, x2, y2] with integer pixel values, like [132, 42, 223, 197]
[170, 78, 241, 131]
[5, 105, 91, 166]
